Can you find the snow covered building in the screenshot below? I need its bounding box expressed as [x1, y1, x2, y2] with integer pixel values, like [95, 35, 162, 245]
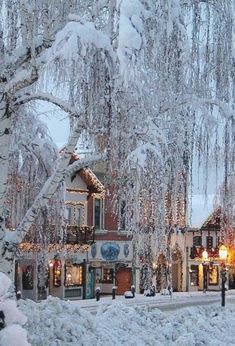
[186, 208, 235, 292]
[15, 158, 133, 301]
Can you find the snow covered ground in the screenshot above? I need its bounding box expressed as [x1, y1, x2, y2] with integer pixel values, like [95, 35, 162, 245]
[18, 291, 235, 346]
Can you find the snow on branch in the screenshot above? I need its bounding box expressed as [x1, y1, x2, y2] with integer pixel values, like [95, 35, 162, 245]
[66, 153, 106, 177]
[158, 94, 235, 119]
[5, 67, 38, 95]
[15, 92, 80, 118]
[7, 123, 83, 245]
[116, 0, 150, 83]
[2, 39, 50, 76]
[47, 15, 112, 62]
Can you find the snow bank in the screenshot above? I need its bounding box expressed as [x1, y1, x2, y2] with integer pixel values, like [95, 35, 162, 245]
[0, 273, 29, 346]
[20, 296, 235, 346]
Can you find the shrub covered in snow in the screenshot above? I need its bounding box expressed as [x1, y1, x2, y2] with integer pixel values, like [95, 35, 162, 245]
[0, 272, 30, 346]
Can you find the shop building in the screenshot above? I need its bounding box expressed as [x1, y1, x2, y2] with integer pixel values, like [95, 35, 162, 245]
[186, 208, 233, 292]
[15, 160, 133, 301]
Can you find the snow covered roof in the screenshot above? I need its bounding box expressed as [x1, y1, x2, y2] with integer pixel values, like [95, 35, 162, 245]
[69, 153, 105, 194]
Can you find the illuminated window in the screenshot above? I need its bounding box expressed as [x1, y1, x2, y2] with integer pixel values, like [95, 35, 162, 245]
[209, 265, 219, 285]
[53, 260, 62, 287]
[102, 268, 114, 283]
[65, 262, 83, 287]
[190, 265, 199, 286]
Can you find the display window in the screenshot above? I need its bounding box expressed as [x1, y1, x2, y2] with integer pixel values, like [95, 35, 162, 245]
[190, 265, 199, 286]
[65, 262, 83, 287]
[22, 265, 34, 290]
[53, 259, 62, 287]
[102, 268, 114, 283]
[209, 265, 219, 285]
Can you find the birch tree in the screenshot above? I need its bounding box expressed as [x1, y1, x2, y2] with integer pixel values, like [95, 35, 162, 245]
[0, 0, 235, 289]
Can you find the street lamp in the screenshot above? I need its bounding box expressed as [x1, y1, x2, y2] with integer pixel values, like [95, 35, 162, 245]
[219, 244, 228, 307]
[202, 249, 208, 293]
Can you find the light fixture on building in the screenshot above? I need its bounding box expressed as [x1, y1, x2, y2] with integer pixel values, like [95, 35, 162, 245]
[219, 244, 228, 261]
[219, 244, 228, 307]
[152, 262, 158, 271]
[202, 249, 209, 293]
[202, 249, 208, 261]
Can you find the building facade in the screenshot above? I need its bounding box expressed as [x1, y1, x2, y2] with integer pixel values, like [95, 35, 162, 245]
[185, 208, 235, 292]
[15, 162, 133, 301]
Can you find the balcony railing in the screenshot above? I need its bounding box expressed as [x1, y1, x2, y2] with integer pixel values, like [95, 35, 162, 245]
[22, 225, 95, 246]
[65, 225, 95, 245]
[190, 246, 219, 259]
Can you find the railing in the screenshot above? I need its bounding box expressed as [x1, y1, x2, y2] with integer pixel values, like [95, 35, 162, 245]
[65, 225, 95, 245]
[190, 246, 219, 259]
[22, 225, 95, 246]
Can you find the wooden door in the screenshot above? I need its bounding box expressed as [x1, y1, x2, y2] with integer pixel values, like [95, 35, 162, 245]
[116, 268, 132, 295]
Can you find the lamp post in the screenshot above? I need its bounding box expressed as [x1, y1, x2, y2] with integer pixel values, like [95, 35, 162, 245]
[219, 244, 228, 307]
[202, 249, 208, 293]
[152, 261, 158, 289]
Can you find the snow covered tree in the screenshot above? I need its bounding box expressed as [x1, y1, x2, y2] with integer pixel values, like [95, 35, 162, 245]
[0, 0, 235, 293]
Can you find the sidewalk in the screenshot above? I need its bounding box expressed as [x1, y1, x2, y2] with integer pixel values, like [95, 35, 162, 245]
[70, 289, 235, 313]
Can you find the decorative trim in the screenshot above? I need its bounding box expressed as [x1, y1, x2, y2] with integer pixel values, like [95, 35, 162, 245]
[18, 242, 91, 253]
[66, 188, 89, 194]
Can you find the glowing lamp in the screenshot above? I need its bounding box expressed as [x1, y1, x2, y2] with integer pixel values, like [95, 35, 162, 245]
[202, 249, 208, 261]
[152, 262, 158, 270]
[219, 245, 228, 261]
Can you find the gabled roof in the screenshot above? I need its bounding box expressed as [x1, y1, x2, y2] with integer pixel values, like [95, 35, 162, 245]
[200, 207, 221, 230]
[69, 153, 105, 194]
[78, 168, 105, 194]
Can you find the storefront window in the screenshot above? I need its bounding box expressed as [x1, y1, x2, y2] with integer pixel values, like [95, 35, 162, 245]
[190, 265, 199, 286]
[209, 265, 219, 285]
[65, 262, 83, 287]
[53, 259, 62, 287]
[22, 265, 34, 290]
[102, 268, 114, 283]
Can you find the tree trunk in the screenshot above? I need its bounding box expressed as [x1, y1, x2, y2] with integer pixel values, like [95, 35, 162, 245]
[0, 97, 14, 279]
[0, 102, 11, 215]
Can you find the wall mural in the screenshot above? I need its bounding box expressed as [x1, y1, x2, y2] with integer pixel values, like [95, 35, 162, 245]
[101, 242, 120, 261]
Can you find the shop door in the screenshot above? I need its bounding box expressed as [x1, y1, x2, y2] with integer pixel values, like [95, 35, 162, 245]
[116, 268, 132, 295]
[172, 263, 179, 292]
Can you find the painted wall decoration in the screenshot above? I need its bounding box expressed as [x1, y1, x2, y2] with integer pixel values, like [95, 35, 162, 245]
[124, 244, 130, 257]
[101, 242, 120, 261]
[91, 243, 97, 258]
